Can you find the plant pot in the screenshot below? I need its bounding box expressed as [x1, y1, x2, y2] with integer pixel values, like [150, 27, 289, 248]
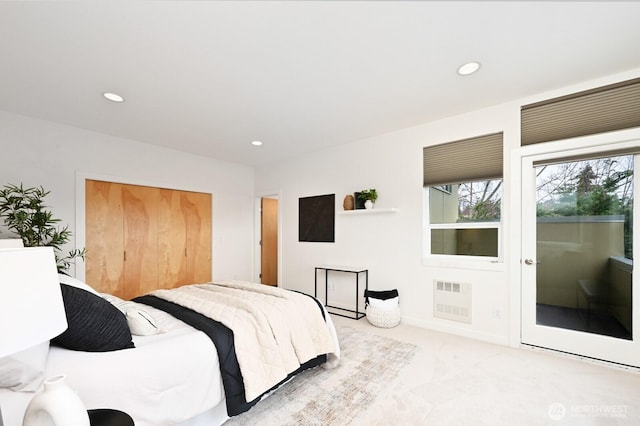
[364, 200, 374, 209]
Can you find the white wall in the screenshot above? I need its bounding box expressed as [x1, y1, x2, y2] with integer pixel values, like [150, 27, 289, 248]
[254, 103, 517, 345]
[255, 68, 640, 346]
[3, 67, 639, 347]
[0, 110, 255, 283]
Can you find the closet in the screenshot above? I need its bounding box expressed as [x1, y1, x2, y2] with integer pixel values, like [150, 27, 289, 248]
[85, 179, 212, 299]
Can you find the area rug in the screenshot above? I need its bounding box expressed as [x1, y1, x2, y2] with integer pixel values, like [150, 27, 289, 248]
[224, 325, 418, 426]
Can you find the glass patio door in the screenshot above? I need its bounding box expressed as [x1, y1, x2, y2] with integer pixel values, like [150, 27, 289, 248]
[521, 139, 640, 367]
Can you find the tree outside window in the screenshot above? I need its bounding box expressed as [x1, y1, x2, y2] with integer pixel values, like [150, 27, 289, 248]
[536, 155, 633, 259]
[428, 178, 502, 258]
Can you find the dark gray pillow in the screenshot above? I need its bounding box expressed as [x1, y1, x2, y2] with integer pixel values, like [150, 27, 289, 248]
[52, 284, 134, 352]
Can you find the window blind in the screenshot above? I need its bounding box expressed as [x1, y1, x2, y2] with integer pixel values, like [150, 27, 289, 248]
[532, 147, 640, 167]
[521, 77, 640, 146]
[423, 132, 503, 187]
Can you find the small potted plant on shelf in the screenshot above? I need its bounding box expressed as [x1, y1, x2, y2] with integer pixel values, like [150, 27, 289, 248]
[358, 189, 378, 209]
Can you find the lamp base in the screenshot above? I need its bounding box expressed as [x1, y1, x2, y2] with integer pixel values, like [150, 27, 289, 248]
[23, 375, 90, 426]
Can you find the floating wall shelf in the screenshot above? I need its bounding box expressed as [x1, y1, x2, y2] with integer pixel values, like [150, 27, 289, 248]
[337, 208, 398, 215]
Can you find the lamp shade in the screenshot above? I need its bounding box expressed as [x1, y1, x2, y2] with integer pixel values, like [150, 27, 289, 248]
[0, 239, 24, 248]
[0, 247, 68, 358]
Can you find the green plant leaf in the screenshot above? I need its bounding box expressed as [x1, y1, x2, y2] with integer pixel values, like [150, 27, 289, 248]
[0, 182, 85, 272]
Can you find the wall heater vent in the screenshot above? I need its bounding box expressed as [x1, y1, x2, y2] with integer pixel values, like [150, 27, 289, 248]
[433, 280, 472, 324]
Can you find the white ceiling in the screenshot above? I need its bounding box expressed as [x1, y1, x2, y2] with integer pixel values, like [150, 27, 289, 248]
[1, 1, 640, 167]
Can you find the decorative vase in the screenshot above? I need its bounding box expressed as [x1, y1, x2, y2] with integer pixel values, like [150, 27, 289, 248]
[364, 200, 374, 209]
[343, 194, 354, 210]
[23, 375, 90, 426]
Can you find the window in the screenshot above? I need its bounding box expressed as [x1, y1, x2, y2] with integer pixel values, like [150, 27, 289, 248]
[427, 179, 502, 258]
[423, 132, 503, 261]
[433, 184, 452, 194]
[536, 154, 633, 260]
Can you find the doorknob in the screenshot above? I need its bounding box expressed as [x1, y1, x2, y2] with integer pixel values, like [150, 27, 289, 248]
[523, 259, 537, 265]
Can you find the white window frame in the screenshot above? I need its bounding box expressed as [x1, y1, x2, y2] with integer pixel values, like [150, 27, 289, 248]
[433, 184, 453, 194]
[423, 186, 503, 269]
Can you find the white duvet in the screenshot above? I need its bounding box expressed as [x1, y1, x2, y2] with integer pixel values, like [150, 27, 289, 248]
[151, 280, 339, 402]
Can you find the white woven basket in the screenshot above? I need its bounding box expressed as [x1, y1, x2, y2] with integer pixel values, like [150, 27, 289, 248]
[365, 305, 401, 328]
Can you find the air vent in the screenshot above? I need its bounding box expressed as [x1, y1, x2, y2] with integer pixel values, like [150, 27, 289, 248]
[433, 280, 472, 324]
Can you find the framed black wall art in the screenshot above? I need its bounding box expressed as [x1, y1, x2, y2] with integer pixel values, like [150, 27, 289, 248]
[299, 194, 335, 242]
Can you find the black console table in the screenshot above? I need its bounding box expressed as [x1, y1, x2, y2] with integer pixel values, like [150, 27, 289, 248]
[315, 265, 368, 319]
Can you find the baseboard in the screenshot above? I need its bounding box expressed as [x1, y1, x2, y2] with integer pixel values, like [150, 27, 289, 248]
[401, 315, 509, 346]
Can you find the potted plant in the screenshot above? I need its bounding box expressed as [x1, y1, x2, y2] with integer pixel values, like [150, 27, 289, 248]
[0, 183, 85, 272]
[358, 189, 378, 209]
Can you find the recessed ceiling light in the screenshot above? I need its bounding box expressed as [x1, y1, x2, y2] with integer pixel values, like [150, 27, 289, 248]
[103, 92, 125, 102]
[457, 62, 481, 76]
[251, 140, 263, 146]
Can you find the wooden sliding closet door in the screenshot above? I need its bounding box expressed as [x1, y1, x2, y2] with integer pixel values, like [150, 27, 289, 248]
[183, 191, 212, 284]
[86, 180, 212, 300]
[85, 180, 125, 295]
[158, 189, 187, 289]
[158, 189, 212, 288]
[122, 184, 159, 298]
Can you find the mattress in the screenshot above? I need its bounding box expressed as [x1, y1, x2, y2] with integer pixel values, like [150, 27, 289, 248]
[0, 303, 224, 426]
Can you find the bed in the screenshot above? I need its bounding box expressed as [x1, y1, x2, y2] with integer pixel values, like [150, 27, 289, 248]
[0, 276, 340, 426]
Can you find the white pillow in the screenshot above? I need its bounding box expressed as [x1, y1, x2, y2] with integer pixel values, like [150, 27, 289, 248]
[58, 273, 101, 296]
[0, 343, 49, 391]
[368, 296, 399, 311]
[101, 294, 162, 336]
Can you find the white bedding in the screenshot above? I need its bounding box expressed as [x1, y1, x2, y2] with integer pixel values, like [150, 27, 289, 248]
[0, 296, 340, 426]
[0, 303, 224, 426]
[152, 281, 338, 402]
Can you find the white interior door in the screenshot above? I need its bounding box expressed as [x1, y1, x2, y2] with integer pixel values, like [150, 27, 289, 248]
[521, 134, 640, 367]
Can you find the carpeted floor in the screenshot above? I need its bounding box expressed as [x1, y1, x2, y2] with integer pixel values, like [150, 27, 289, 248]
[224, 324, 418, 426]
[224, 315, 640, 425]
